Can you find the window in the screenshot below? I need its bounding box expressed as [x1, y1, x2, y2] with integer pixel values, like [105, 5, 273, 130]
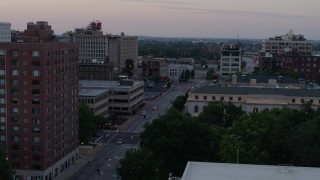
[220, 97, 224, 101]
[253, 108, 259, 113]
[32, 70, 40, 77]
[33, 137, 40, 143]
[32, 51, 40, 57]
[301, 99, 305, 103]
[238, 97, 242, 101]
[0, 89, 4, 94]
[12, 98, 19, 104]
[310, 99, 313, 104]
[0, 79, 5, 85]
[12, 51, 18, 57]
[11, 61, 18, 66]
[32, 89, 40, 95]
[12, 117, 19, 122]
[12, 70, 19, 76]
[12, 135, 19, 142]
[0, 126, 5, 131]
[13, 126, 19, 131]
[32, 99, 40, 104]
[292, 99, 296, 103]
[0, 98, 4, 104]
[229, 97, 233, 101]
[203, 96, 207, 100]
[12, 79, 19, 85]
[195, 96, 198, 100]
[0, 117, 5, 122]
[0, 108, 4, 113]
[32, 118, 40, 124]
[12, 108, 19, 113]
[11, 89, 19, 95]
[212, 96, 216, 100]
[32, 127, 40, 133]
[32, 80, 40, 85]
[0, 50, 5, 56]
[32, 108, 40, 114]
[32, 60, 40, 66]
[194, 105, 199, 113]
[0, 70, 4, 75]
[0, 135, 5, 141]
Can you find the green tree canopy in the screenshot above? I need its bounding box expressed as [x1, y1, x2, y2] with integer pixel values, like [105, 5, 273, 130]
[79, 102, 99, 144]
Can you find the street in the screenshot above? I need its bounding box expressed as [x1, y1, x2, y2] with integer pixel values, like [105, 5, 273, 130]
[69, 79, 206, 180]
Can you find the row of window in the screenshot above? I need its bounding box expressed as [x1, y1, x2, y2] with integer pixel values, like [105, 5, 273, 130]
[0, 108, 41, 114]
[0, 117, 40, 124]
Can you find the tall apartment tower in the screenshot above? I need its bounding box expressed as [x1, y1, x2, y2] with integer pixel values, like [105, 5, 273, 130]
[73, 21, 108, 63]
[261, 30, 312, 55]
[0, 22, 11, 42]
[220, 44, 242, 77]
[108, 34, 138, 71]
[0, 21, 79, 180]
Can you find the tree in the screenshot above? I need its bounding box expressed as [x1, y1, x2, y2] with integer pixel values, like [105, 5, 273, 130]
[118, 149, 159, 180]
[190, 69, 195, 79]
[184, 69, 191, 79]
[122, 59, 134, 78]
[150, 72, 161, 84]
[172, 96, 187, 111]
[140, 109, 218, 177]
[0, 147, 13, 180]
[79, 102, 98, 144]
[180, 70, 185, 80]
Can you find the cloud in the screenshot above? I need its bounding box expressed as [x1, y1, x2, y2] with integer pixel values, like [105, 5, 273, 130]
[161, 6, 313, 20]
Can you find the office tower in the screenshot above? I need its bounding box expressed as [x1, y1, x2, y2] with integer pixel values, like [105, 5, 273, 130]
[0, 21, 79, 180]
[220, 44, 242, 77]
[0, 22, 11, 42]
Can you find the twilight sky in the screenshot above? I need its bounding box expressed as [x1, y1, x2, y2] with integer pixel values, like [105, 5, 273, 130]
[1, 0, 320, 39]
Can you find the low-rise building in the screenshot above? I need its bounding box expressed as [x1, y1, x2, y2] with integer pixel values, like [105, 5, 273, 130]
[79, 89, 109, 118]
[80, 79, 144, 118]
[168, 64, 193, 81]
[141, 56, 166, 77]
[220, 44, 242, 77]
[186, 86, 320, 117]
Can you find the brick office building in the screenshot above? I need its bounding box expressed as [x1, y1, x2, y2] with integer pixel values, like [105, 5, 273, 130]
[0, 21, 79, 180]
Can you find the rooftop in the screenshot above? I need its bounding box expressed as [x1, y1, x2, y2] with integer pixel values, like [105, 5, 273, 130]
[79, 88, 109, 97]
[181, 162, 320, 180]
[226, 75, 299, 84]
[190, 86, 320, 97]
[80, 80, 144, 91]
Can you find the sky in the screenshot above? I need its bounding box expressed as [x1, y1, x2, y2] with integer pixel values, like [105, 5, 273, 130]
[1, 0, 320, 39]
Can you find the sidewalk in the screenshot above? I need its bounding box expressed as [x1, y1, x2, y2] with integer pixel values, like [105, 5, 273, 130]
[55, 144, 104, 180]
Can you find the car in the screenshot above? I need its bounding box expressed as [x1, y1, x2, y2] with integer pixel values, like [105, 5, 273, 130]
[116, 139, 123, 144]
[153, 106, 157, 110]
[141, 111, 147, 115]
[144, 115, 150, 119]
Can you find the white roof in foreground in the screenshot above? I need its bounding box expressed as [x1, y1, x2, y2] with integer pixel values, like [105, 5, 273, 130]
[181, 162, 320, 180]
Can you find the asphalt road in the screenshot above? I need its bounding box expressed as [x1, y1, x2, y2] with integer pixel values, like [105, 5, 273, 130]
[69, 79, 206, 180]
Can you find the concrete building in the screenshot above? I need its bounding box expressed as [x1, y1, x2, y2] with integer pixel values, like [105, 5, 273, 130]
[261, 30, 312, 55]
[220, 44, 242, 77]
[0, 21, 79, 180]
[0, 22, 11, 42]
[168, 64, 193, 81]
[181, 162, 320, 180]
[141, 56, 166, 77]
[108, 34, 138, 70]
[73, 21, 108, 63]
[80, 79, 144, 118]
[79, 89, 109, 118]
[186, 86, 320, 117]
[78, 61, 119, 81]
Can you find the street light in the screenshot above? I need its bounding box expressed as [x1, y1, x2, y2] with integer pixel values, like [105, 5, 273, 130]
[236, 149, 239, 164]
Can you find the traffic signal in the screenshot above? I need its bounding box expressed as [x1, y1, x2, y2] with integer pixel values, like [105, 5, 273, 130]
[97, 168, 100, 175]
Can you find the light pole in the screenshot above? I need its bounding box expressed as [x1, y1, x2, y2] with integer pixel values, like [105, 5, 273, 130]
[236, 149, 239, 164]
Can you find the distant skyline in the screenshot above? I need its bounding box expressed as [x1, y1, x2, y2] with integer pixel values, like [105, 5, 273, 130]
[1, 0, 320, 39]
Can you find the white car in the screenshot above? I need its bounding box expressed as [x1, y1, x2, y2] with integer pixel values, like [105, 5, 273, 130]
[153, 106, 157, 110]
[141, 111, 147, 115]
[116, 139, 123, 144]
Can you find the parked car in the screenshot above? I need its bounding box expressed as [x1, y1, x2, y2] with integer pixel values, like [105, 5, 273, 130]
[153, 106, 157, 110]
[141, 111, 147, 115]
[144, 114, 150, 119]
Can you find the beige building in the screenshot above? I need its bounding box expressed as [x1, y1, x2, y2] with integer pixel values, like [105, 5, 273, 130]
[80, 79, 144, 118]
[79, 89, 109, 118]
[261, 30, 312, 55]
[186, 86, 320, 117]
[108, 34, 138, 70]
[220, 44, 242, 77]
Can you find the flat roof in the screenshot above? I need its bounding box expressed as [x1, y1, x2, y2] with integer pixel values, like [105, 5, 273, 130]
[79, 88, 108, 97]
[80, 80, 144, 91]
[191, 86, 320, 97]
[181, 162, 320, 180]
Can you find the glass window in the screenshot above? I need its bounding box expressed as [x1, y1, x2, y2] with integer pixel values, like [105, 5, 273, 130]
[32, 70, 40, 77]
[32, 118, 40, 124]
[0, 70, 4, 75]
[12, 108, 19, 113]
[33, 137, 40, 143]
[12, 135, 19, 142]
[12, 51, 18, 57]
[0, 79, 5, 85]
[32, 60, 40, 66]
[0, 108, 4, 113]
[12, 70, 19, 76]
[13, 127, 19, 131]
[0, 117, 5, 122]
[11, 79, 19, 85]
[194, 105, 199, 113]
[32, 51, 40, 57]
[195, 96, 198, 100]
[0, 135, 5, 141]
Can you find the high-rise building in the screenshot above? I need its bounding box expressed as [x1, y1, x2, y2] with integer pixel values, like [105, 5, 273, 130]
[220, 44, 242, 77]
[0, 21, 79, 180]
[261, 30, 312, 55]
[73, 21, 108, 63]
[108, 34, 138, 70]
[0, 22, 11, 42]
